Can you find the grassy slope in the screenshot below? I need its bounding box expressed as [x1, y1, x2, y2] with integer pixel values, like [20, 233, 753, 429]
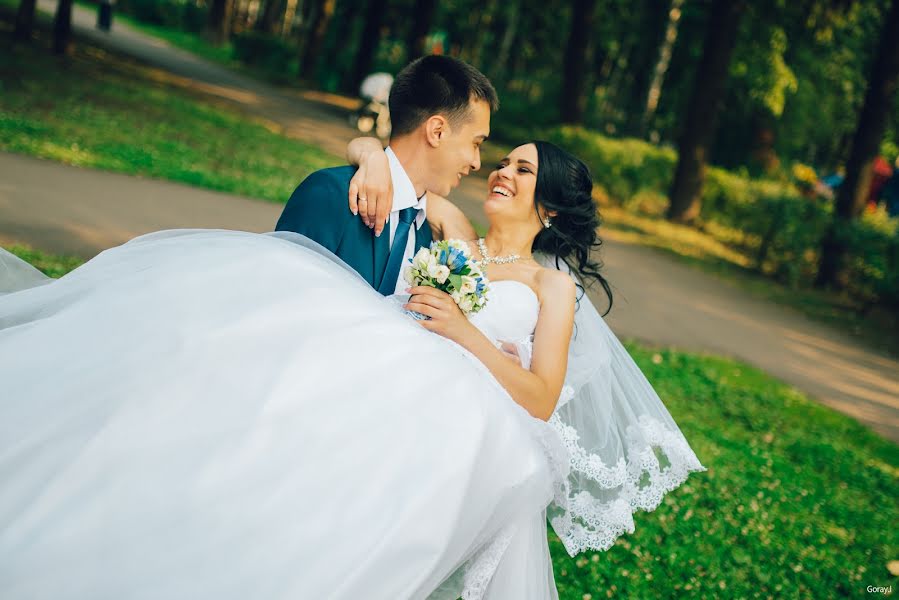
[0, 18, 341, 203]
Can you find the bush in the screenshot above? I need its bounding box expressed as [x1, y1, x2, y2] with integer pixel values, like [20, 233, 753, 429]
[836, 211, 899, 309]
[231, 32, 297, 79]
[544, 125, 676, 203]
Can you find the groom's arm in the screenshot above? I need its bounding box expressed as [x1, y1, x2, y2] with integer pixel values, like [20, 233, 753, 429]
[276, 169, 354, 253]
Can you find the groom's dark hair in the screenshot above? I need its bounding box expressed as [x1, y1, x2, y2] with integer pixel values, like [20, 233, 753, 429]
[388, 55, 499, 137]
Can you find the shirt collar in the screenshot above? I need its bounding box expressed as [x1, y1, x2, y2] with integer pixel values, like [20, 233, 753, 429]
[385, 146, 427, 229]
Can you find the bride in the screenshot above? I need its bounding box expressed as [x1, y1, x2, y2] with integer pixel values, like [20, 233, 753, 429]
[0, 141, 704, 599]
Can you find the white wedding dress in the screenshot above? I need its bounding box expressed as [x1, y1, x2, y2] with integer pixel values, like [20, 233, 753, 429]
[0, 230, 569, 600]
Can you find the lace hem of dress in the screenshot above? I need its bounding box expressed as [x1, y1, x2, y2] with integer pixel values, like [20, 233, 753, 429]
[547, 413, 706, 556]
[460, 414, 571, 600]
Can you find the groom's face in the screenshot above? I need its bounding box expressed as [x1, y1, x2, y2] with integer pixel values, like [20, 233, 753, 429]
[430, 99, 491, 196]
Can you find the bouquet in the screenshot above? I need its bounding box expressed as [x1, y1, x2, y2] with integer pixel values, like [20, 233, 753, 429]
[401, 240, 490, 316]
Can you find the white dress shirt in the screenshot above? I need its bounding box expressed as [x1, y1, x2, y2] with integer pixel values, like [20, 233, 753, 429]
[385, 147, 428, 294]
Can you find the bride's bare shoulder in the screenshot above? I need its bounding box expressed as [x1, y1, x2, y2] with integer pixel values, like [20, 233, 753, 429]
[426, 192, 477, 241]
[535, 265, 576, 305]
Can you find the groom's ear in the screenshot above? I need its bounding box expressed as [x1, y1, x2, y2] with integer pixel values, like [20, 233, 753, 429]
[425, 115, 449, 148]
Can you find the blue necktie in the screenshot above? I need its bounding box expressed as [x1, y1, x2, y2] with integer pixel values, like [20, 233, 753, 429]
[378, 207, 418, 295]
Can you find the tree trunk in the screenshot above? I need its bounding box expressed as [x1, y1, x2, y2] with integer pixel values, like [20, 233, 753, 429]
[206, 0, 234, 45]
[666, 0, 746, 223]
[334, 0, 363, 93]
[231, 0, 250, 34]
[492, 0, 520, 84]
[469, 3, 496, 66]
[348, 0, 388, 90]
[559, 0, 597, 124]
[256, 0, 285, 33]
[641, 0, 684, 137]
[14, 0, 37, 42]
[816, 0, 899, 288]
[298, 0, 335, 80]
[281, 0, 299, 36]
[52, 0, 73, 55]
[405, 0, 438, 61]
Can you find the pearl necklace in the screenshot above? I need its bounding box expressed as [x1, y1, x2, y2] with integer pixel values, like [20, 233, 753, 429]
[477, 238, 523, 265]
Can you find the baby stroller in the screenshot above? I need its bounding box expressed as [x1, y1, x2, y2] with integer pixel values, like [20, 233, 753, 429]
[350, 72, 393, 139]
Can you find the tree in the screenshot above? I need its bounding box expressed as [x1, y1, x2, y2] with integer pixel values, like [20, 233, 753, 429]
[490, 0, 520, 84]
[559, 0, 598, 123]
[206, 0, 234, 45]
[14, 0, 36, 42]
[348, 0, 388, 90]
[666, 0, 747, 223]
[641, 0, 684, 137]
[52, 0, 73, 55]
[299, 0, 336, 80]
[255, 0, 285, 33]
[816, 0, 899, 288]
[406, 0, 438, 61]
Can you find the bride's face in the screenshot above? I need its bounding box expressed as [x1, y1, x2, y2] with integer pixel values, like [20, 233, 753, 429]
[484, 144, 540, 225]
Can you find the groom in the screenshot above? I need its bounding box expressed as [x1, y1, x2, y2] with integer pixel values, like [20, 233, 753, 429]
[275, 56, 497, 295]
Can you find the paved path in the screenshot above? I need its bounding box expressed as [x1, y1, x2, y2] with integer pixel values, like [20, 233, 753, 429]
[5, 5, 898, 443]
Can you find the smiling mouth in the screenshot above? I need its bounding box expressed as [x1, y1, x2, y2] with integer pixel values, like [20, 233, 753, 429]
[490, 185, 514, 198]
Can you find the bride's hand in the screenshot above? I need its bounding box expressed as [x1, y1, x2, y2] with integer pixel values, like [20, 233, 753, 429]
[347, 141, 393, 235]
[405, 286, 477, 343]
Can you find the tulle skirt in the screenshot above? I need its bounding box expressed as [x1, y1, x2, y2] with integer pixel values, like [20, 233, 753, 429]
[0, 230, 567, 599]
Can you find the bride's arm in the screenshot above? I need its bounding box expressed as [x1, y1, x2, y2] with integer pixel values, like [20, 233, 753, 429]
[346, 137, 392, 233]
[346, 137, 478, 241]
[406, 270, 575, 421]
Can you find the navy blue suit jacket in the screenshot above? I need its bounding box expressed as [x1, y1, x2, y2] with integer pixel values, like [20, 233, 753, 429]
[275, 166, 432, 291]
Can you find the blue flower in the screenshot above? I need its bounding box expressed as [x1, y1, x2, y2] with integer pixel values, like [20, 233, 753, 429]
[447, 248, 467, 271]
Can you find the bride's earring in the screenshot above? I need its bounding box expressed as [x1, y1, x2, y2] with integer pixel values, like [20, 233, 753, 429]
[542, 217, 552, 229]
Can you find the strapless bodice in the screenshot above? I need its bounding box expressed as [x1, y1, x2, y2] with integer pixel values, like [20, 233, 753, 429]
[469, 280, 539, 344]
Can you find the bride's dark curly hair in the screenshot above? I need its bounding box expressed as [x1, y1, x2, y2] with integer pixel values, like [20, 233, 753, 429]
[529, 140, 613, 315]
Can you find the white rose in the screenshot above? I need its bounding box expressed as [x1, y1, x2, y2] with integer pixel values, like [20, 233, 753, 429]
[434, 265, 450, 284]
[459, 276, 476, 294]
[413, 248, 431, 268]
[446, 239, 468, 252]
[450, 290, 463, 304]
[402, 265, 415, 284]
[459, 296, 474, 313]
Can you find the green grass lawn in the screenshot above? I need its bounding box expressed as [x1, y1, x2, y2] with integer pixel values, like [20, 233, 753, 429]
[549, 343, 898, 598]
[7, 244, 898, 598]
[0, 15, 341, 203]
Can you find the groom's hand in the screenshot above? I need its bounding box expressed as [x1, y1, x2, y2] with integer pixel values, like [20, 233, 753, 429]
[348, 152, 393, 236]
[499, 342, 522, 367]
